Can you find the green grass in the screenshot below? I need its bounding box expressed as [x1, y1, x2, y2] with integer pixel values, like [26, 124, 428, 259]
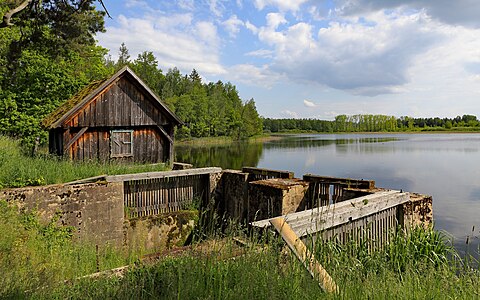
[0, 200, 139, 298]
[23, 226, 478, 299]
[1, 200, 479, 299]
[0, 136, 169, 188]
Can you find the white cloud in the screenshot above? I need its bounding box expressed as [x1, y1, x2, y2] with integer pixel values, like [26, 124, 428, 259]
[265, 13, 287, 29]
[177, 0, 195, 11]
[245, 49, 274, 58]
[97, 14, 226, 76]
[228, 64, 282, 87]
[303, 99, 316, 107]
[195, 21, 220, 47]
[245, 20, 258, 34]
[256, 10, 443, 95]
[254, 0, 308, 12]
[281, 110, 299, 118]
[208, 0, 225, 17]
[222, 15, 244, 37]
[125, 0, 150, 9]
[336, 0, 480, 28]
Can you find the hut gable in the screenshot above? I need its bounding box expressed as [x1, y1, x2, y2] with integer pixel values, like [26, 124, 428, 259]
[43, 67, 182, 163]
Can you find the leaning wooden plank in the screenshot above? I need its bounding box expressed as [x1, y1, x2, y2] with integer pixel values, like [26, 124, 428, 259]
[156, 125, 174, 144]
[270, 217, 338, 294]
[105, 167, 222, 182]
[64, 127, 89, 154]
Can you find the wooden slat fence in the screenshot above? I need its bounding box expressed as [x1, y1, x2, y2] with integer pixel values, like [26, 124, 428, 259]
[105, 167, 221, 218]
[251, 190, 409, 251]
[303, 174, 375, 207]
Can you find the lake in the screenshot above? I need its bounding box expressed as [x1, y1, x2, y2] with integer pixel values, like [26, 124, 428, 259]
[175, 133, 480, 255]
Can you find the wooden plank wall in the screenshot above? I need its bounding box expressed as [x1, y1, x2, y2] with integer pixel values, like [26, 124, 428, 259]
[123, 173, 209, 218]
[65, 127, 166, 163]
[66, 77, 170, 128]
[132, 128, 165, 163]
[315, 206, 398, 252]
[252, 191, 409, 252]
[70, 130, 110, 161]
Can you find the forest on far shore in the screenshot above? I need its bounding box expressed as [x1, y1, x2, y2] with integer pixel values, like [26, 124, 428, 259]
[263, 114, 480, 133]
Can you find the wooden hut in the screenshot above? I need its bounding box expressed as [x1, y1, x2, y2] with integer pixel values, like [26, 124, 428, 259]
[42, 66, 183, 163]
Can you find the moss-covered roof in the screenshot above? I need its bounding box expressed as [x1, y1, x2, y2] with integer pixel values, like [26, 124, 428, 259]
[42, 66, 183, 129]
[41, 79, 107, 129]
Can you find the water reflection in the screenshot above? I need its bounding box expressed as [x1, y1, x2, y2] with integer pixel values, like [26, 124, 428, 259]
[174, 142, 263, 169]
[174, 133, 480, 255]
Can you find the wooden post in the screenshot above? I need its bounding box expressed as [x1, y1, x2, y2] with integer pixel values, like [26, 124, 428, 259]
[270, 217, 338, 294]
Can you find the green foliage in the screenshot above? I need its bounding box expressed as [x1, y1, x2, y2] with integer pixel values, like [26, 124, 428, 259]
[264, 114, 480, 133]
[0, 135, 169, 188]
[0, 1, 111, 151]
[0, 200, 132, 298]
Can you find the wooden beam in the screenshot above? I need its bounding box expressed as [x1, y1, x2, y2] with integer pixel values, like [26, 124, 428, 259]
[270, 217, 338, 294]
[242, 167, 294, 179]
[303, 174, 375, 189]
[64, 127, 88, 155]
[105, 167, 222, 182]
[252, 190, 410, 237]
[156, 125, 174, 145]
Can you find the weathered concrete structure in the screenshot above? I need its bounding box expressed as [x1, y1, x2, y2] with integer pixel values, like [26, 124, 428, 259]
[247, 178, 309, 222]
[0, 166, 433, 253]
[0, 182, 125, 246]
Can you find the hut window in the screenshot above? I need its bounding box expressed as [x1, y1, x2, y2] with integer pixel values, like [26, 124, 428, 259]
[111, 130, 133, 157]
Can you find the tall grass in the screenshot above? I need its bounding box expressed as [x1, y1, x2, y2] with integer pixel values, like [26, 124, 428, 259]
[0, 200, 139, 298]
[0, 136, 168, 188]
[34, 225, 480, 300]
[1, 200, 479, 299]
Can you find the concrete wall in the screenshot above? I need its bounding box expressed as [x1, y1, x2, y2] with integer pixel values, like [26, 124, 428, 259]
[247, 178, 309, 222]
[0, 168, 433, 252]
[0, 182, 125, 247]
[124, 211, 197, 253]
[402, 193, 433, 229]
[0, 182, 198, 252]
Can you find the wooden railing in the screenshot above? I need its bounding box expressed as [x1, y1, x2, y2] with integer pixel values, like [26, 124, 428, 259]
[251, 190, 410, 251]
[105, 167, 222, 218]
[303, 174, 375, 207]
[242, 167, 294, 181]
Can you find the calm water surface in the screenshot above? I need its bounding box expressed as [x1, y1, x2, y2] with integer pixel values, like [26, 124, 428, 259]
[175, 133, 480, 254]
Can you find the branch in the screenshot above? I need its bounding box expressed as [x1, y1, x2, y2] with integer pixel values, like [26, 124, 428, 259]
[1, 0, 33, 28]
[98, 0, 111, 19]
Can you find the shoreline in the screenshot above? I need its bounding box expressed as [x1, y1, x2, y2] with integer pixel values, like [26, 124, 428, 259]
[176, 130, 480, 146]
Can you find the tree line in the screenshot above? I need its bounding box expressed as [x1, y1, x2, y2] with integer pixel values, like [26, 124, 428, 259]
[110, 44, 262, 139]
[0, 1, 262, 152]
[264, 114, 480, 133]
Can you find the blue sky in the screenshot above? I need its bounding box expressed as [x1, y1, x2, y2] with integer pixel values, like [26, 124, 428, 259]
[96, 0, 480, 119]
